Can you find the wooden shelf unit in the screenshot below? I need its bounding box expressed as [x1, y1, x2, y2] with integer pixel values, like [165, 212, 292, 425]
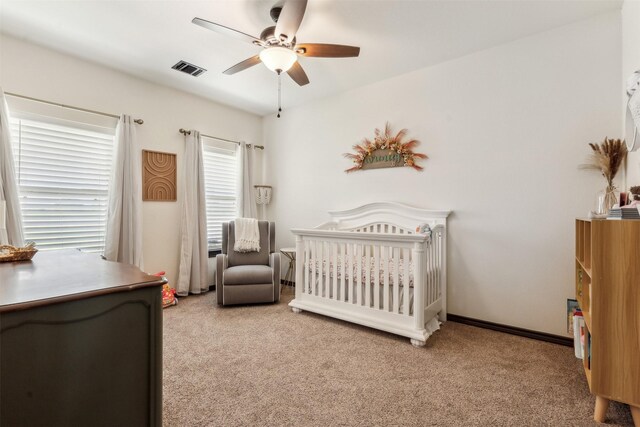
[575, 219, 640, 426]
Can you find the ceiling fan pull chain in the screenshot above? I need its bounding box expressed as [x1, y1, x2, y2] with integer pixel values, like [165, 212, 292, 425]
[277, 70, 282, 118]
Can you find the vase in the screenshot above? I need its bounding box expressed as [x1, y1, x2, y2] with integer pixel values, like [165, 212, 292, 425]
[603, 185, 618, 212]
[596, 192, 607, 215]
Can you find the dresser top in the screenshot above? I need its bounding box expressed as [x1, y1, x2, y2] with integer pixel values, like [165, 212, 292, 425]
[0, 250, 164, 313]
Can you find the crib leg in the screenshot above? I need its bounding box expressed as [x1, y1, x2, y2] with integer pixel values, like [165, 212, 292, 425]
[292, 307, 303, 314]
[410, 339, 426, 347]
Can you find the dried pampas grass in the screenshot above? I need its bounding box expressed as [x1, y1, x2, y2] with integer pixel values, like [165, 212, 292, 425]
[580, 137, 627, 187]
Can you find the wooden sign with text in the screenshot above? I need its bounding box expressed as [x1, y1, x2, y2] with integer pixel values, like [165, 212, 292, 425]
[361, 149, 404, 170]
[344, 123, 427, 172]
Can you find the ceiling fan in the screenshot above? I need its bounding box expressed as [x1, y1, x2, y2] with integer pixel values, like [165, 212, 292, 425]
[192, 0, 360, 87]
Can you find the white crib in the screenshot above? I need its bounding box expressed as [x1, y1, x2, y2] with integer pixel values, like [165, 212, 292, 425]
[289, 202, 450, 347]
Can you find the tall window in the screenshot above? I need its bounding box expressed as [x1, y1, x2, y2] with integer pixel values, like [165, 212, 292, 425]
[202, 140, 238, 252]
[10, 117, 115, 253]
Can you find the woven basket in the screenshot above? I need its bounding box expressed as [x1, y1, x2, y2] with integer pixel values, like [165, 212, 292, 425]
[0, 244, 38, 262]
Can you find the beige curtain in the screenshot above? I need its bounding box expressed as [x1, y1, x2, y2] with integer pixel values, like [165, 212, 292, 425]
[104, 115, 143, 268]
[0, 87, 24, 246]
[239, 142, 257, 218]
[176, 130, 209, 296]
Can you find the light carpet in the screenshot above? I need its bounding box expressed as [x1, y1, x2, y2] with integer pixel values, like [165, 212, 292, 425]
[162, 290, 633, 426]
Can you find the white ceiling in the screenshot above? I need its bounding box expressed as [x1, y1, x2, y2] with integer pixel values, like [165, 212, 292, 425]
[0, 0, 622, 116]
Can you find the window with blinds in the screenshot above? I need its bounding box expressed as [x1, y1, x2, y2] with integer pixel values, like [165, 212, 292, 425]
[202, 141, 238, 252]
[10, 117, 115, 253]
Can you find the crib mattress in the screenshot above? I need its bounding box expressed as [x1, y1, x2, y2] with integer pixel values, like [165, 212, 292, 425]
[304, 256, 416, 315]
[306, 255, 414, 287]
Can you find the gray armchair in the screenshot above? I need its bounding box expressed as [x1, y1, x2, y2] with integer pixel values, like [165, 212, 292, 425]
[216, 221, 280, 305]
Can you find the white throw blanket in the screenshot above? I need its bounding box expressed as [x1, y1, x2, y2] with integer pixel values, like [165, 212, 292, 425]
[233, 218, 260, 253]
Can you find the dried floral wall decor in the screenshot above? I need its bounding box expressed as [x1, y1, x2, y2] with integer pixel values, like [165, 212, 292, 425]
[344, 123, 427, 172]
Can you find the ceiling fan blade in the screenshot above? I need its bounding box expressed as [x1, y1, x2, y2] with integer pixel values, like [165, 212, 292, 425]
[275, 0, 308, 43]
[295, 43, 360, 58]
[287, 61, 310, 86]
[223, 55, 262, 75]
[192, 17, 262, 45]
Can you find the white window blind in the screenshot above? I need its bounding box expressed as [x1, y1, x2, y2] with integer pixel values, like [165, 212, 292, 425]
[202, 142, 238, 252]
[10, 117, 115, 253]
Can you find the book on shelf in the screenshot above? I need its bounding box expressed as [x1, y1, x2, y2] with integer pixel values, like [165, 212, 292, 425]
[607, 206, 640, 220]
[567, 299, 580, 334]
[574, 313, 585, 359]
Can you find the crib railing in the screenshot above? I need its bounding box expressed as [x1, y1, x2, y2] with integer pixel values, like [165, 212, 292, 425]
[292, 225, 445, 331]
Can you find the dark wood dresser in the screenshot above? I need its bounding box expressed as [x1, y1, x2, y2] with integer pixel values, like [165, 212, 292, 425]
[0, 250, 164, 426]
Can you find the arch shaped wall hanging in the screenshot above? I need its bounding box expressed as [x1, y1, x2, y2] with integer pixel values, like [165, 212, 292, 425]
[142, 150, 177, 201]
[343, 123, 427, 172]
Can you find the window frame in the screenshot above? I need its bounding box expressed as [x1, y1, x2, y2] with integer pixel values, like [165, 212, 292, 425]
[9, 113, 116, 253]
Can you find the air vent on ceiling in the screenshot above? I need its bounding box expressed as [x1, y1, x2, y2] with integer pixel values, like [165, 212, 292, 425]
[172, 60, 207, 77]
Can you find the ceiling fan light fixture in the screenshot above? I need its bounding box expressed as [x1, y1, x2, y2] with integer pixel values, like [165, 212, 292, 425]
[259, 47, 297, 73]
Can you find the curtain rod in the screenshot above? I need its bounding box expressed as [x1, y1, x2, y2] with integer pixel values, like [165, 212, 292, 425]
[5, 92, 144, 124]
[179, 128, 264, 150]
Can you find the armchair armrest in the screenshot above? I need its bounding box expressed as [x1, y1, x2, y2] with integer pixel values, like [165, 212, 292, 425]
[216, 253, 228, 305]
[270, 252, 281, 302]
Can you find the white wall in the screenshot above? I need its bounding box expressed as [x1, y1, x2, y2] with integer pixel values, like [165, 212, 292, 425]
[0, 34, 263, 288]
[624, 0, 640, 185]
[263, 12, 621, 336]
